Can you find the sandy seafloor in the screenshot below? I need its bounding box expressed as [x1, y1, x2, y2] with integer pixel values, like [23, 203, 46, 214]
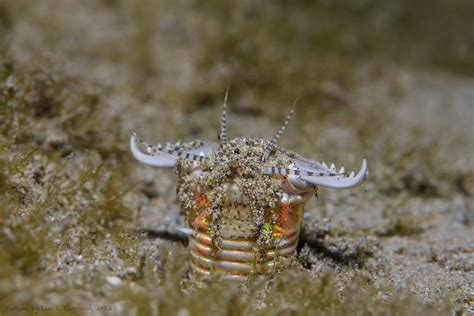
[0, 1, 473, 315]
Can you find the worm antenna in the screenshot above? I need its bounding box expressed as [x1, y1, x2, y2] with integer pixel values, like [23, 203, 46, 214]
[219, 87, 230, 146]
[262, 99, 297, 161]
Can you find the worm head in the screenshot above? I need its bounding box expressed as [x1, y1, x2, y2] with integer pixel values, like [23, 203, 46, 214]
[130, 91, 368, 198]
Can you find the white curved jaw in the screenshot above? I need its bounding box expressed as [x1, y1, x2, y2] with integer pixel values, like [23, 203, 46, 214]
[297, 158, 368, 189]
[130, 135, 177, 168]
[131, 95, 369, 198]
[132, 130, 368, 192]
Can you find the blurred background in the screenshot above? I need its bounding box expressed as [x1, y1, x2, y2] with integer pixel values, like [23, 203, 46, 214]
[0, 0, 473, 314]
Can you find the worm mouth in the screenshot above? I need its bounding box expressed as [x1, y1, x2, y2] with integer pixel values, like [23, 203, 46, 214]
[223, 182, 243, 206]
